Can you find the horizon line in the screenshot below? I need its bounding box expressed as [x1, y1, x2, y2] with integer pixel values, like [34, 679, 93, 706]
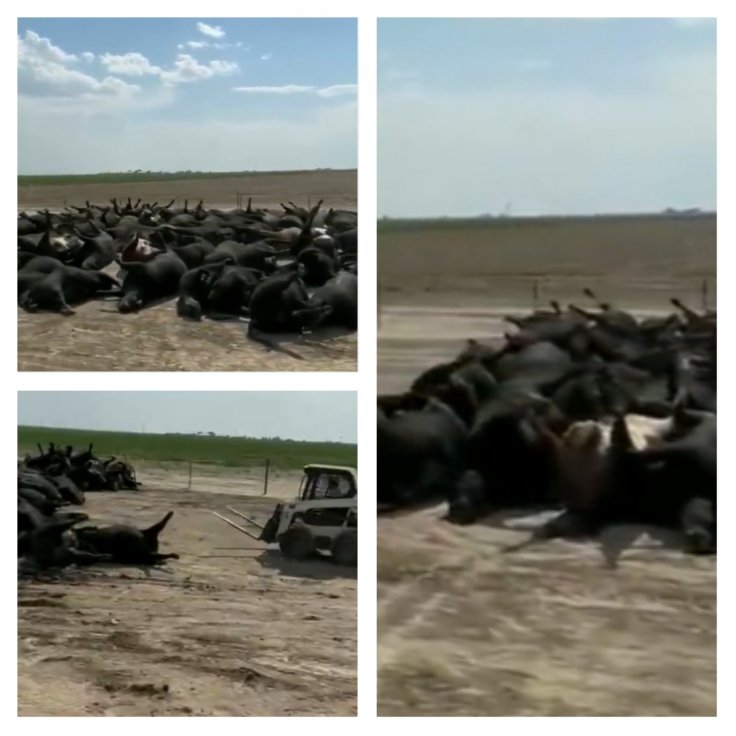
[17, 424, 356, 445]
[379, 209, 717, 221]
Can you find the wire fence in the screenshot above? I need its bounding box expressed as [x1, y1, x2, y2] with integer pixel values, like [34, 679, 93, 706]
[134, 458, 279, 498]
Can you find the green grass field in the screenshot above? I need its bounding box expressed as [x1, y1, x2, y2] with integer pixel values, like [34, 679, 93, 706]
[18, 169, 348, 187]
[18, 426, 357, 470]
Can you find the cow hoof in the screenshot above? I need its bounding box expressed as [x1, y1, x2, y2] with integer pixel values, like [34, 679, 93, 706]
[445, 504, 477, 526]
[685, 530, 714, 555]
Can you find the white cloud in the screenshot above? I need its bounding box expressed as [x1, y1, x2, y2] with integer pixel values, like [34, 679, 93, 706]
[209, 59, 238, 75]
[181, 40, 244, 50]
[233, 83, 358, 98]
[81, 52, 95, 63]
[100, 52, 161, 76]
[233, 85, 315, 94]
[18, 30, 76, 65]
[260, 53, 272, 61]
[317, 84, 358, 98]
[160, 54, 238, 86]
[27, 65, 139, 97]
[197, 22, 225, 39]
[18, 30, 138, 101]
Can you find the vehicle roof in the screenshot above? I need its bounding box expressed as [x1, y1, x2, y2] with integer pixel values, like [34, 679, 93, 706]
[303, 464, 357, 474]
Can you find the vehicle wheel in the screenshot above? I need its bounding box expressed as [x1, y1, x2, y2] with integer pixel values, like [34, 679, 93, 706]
[109, 477, 121, 492]
[278, 523, 314, 560]
[331, 530, 357, 566]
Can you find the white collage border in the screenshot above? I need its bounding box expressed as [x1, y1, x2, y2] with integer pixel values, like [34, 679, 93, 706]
[3, 0, 731, 728]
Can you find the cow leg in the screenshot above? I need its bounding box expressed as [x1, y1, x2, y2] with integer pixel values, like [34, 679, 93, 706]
[446, 469, 486, 525]
[292, 304, 332, 331]
[503, 508, 598, 553]
[150, 553, 179, 564]
[681, 497, 716, 554]
[65, 549, 113, 566]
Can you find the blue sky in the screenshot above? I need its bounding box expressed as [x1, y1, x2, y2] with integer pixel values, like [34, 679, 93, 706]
[379, 18, 716, 216]
[18, 18, 357, 174]
[18, 392, 357, 443]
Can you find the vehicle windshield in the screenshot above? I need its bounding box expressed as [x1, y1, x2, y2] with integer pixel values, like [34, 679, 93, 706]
[309, 472, 354, 499]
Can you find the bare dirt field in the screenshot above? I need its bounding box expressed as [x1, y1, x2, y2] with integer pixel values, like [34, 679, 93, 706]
[18, 170, 358, 372]
[377, 214, 717, 716]
[378, 507, 715, 717]
[18, 300, 357, 372]
[18, 169, 357, 212]
[378, 214, 715, 305]
[18, 470, 357, 717]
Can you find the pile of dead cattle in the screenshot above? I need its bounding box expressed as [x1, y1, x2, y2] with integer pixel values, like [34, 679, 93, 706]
[21, 442, 139, 494]
[18, 198, 358, 351]
[378, 291, 716, 555]
[19, 443, 178, 572]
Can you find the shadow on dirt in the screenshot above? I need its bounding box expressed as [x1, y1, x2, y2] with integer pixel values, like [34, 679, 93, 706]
[18, 558, 179, 583]
[257, 548, 356, 581]
[379, 500, 693, 569]
[476, 508, 688, 568]
[98, 293, 175, 314]
[245, 323, 355, 361]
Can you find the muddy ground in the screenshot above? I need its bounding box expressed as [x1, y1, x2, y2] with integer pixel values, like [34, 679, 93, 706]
[18, 469, 356, 717]
[377, 217, 717, 716]
[18, 170, 358, 372]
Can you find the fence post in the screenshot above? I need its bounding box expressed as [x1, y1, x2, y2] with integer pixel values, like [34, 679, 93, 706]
[701, 279, 708, 311]
[378, 282, 382, 330]
[263, 459, 270, 496]
[532, 279, 539, 310]
[188, 461, 192, 491]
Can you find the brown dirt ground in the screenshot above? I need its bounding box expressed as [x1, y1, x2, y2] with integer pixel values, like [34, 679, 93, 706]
[18, 170, 357, 372]
[18, 469, 356, 717]
[378, 214, 716, 304]
[18, 300, 357, 372]
[377, 215, 717, 716]
[378, 507, 715, 717]
[18, 170, 357, 211]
